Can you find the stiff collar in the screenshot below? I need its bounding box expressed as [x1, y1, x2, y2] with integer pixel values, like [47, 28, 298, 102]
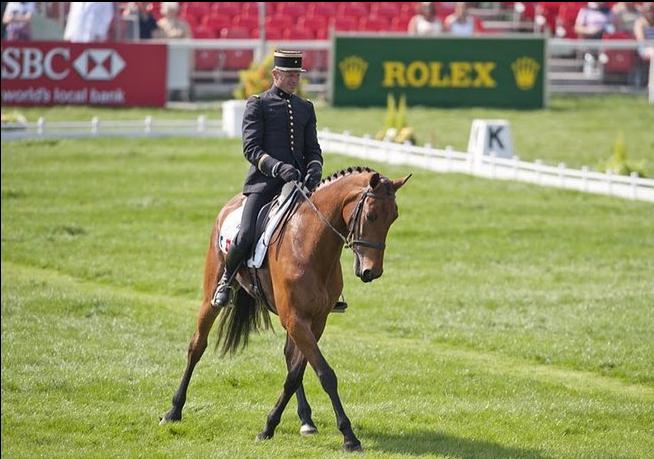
[273, 86, 292, 100]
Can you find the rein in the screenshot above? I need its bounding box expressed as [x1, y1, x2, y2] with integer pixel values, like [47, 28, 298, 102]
[293, 182, 389, 252]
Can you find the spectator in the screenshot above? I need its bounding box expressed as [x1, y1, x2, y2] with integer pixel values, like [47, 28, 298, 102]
[2, 2, 35, 40]
[610, 2, 640, 34]
[634, 2, 654, 46]
[574, 2, 610, 39]
[634, 2, 654, 86]
[123, 2, 160, 39]
[157, 2, 190, 39]
[64, 2, 115, 42]
[408, 2, 443, 36]
[444, 3, 479, 36]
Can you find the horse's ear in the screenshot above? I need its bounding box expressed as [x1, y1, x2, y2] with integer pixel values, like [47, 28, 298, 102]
[369, 172, 381, 189]
[392, 174, 412, 192]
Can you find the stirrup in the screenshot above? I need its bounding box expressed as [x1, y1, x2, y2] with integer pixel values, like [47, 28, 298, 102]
[211, 271, 235, 308]
[331, 301, 348, 313]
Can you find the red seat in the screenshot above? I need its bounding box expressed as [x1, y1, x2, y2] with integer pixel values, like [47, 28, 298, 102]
[264, 26, 284, 40]
[193, 26, 215, 39]
[211, 2, 241, 17]
[370, 3, 401, 20]
[337, 3, 369, 17]
[334, 16, 358, 31]
[299, 16, 329, 32]
[284, 28, 315, 40]
[220, 27, 253, 70]
[277, 2, 308, 17]
[307, 3, 338, 17]
[390, 17, 410, 32]
[194, 50, 220, 71]
[236, 16, 259, 31]
[360, 16, 390, 31]
[202, 15, 230, 35]
[265, 15, 294, 32]
[303, 50, 328, 71]
[602, 31, 637, 74]
[240, 2, 259, 17]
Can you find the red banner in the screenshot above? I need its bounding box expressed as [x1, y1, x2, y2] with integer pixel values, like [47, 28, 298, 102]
[1, 41, 167, 107]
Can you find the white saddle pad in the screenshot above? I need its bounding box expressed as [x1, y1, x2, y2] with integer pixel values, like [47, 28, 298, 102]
[218, 183, 298, 268]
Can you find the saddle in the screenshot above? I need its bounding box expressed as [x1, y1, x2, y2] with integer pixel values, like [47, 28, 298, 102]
[218, 182, 298, 268]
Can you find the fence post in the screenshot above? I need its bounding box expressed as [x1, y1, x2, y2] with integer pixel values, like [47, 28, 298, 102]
[445, 145, 452, 172]
[535, 159, 543, 184]
[558, 162, 565, 187]
[607, 170, 613, 196]
[144, 116, 152, 135]
[581, 166, 588, 192]
[37, 117, 45, 136]
[91, 116, 99, 135]
[630, 172, 638, 200]
[512, 155, 520, 180]
[197, 115, 206, 133]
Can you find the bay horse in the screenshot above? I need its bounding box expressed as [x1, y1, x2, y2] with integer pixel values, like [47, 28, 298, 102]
[160, 166, 410, 451]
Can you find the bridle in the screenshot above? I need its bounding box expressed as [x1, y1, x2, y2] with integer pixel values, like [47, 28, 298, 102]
[294, 182, 392, 253]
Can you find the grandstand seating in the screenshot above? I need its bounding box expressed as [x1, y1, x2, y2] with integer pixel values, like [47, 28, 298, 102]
[165, 1, 638, 79]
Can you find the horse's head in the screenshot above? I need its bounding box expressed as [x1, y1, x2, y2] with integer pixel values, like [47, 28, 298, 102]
[347, 172, 411, 283]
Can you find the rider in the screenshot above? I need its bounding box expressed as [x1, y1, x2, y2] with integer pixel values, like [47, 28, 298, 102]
[212, 50, 346, 311]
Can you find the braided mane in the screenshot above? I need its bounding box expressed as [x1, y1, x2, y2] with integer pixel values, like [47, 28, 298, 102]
[316, 166, 377, 190]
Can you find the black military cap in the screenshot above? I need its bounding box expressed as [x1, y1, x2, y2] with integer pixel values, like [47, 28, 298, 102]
[273, 49, 307, 72]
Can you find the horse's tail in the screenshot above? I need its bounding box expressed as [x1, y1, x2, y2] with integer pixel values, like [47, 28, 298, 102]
[214, 288, 272, 356]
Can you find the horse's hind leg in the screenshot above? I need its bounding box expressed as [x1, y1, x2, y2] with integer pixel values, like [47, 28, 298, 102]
[256, 333, 308, 441]
[160, 302, 219, 424]
[160, 246, 222, 424]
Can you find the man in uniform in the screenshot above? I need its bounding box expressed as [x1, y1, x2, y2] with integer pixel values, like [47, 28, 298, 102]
[212, 50, 346, 311]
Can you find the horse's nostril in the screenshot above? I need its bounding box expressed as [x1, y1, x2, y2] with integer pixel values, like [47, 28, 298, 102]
[362, 269, 372, 282]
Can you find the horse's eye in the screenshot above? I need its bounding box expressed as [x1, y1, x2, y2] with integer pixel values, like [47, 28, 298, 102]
[366, 213, 377, 222]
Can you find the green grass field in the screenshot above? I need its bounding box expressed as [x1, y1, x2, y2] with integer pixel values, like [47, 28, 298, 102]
[2, 131, 653, 458]
[5, 94, 654, 176]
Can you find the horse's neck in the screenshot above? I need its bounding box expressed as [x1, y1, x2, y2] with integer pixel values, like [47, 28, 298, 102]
[295, 174, 367, 254]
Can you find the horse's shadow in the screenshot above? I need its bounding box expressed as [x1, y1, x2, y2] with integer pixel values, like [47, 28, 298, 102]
[365, 428, 548, 459]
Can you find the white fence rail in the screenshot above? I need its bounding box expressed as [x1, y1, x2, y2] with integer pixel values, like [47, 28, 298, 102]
[0, 116, 226, 140]
[317, 130, 654, 203]
[3, 119, 652, 202]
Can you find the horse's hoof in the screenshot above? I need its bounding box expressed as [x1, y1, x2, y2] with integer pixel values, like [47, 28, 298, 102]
[256, 431, 273, 442]
[159, 411, 181, 425]
[300, 424, 318, 436]
[343, 440, 363, 452]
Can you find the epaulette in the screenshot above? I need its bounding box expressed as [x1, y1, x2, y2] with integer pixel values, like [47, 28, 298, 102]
[252, 94, 260, 98]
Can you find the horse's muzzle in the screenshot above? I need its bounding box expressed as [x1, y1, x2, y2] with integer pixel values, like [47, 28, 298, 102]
[359, 268, 381, 283]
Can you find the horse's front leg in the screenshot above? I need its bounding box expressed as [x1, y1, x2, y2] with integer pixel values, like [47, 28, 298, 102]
[256, 333, 308, 440]
[288, 319, 362, 452]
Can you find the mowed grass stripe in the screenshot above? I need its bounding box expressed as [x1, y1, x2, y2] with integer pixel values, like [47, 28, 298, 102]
[4, 260, 652, 402]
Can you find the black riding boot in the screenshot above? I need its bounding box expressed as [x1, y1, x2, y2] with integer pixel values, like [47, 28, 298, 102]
[211, 244, 246, 308]
[211, 267, 238, 308]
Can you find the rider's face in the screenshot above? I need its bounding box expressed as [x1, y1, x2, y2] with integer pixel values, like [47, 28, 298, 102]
[273, 69, 301, 94]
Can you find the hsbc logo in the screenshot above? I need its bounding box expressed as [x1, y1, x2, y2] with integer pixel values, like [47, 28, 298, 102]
[73, 49, 125, 80]
[1, 47, 125, 81]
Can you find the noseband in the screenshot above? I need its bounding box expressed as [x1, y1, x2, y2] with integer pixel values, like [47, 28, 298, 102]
[346, 187, 390, 250]
[294, 183, 392, 253]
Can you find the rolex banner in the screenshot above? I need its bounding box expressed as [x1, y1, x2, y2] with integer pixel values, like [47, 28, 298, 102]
[332, 35, 546, 109]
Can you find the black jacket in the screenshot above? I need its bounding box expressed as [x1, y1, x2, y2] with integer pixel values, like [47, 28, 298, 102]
[241, 86, 323, 195]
